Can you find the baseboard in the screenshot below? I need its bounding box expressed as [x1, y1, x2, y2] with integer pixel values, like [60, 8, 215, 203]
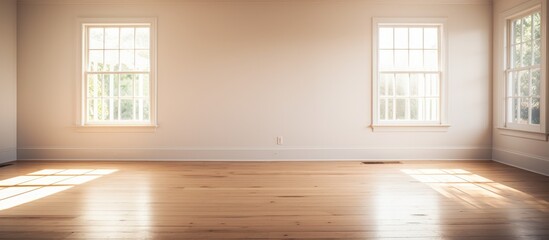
[493, 148, 549, 177]
[0, 147, 17, 164]
[17, 146, 492, 161]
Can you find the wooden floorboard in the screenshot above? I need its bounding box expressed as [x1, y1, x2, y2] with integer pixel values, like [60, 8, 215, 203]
[0, 160, 548, 239]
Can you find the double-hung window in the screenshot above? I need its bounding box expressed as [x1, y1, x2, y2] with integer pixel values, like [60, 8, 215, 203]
[80, 19, 157, 127]
[372, 18, 448, 130]
[503, 3, 546, 134]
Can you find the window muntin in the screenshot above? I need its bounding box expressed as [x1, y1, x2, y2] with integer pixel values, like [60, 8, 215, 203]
[376, 24, 443, 123]
[83, 23, 153, 125]
[506, 10, 542, 126]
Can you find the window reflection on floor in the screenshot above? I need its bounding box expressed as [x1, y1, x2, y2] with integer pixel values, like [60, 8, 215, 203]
[0, 169, 117, 210]
[402, 169, 549, 211]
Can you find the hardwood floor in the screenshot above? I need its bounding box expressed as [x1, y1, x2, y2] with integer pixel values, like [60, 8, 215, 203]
[0, 160, 548, 239]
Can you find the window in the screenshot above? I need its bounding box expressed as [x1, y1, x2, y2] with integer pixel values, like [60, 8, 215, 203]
[79, 19, 156, 127]
[504, 7, 544, 132]
[372, 18, 447, 130]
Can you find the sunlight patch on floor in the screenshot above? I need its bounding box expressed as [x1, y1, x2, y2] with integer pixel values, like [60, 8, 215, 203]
[402, 169, 549, 211]
[0, 169, 118, 210]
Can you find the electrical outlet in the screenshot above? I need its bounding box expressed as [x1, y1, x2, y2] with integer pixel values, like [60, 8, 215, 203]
[277, 136, 283, 145]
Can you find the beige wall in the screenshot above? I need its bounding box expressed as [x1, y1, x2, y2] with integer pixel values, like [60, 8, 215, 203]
[492, 0, 549, 175]
[0, 0, 17, 163]
[17, 0, 492, 160]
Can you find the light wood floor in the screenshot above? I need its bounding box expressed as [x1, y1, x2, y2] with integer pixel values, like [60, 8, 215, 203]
[0, 160, 548, 239]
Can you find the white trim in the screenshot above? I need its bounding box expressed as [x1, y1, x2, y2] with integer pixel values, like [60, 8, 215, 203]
[16, 147, 492, 161]
[372, 17, 449, 128]
[371, 124, 450, 132]
[75, 17, 158, 128]
[74, 125, 158, 133]
[496, 127, 548, 141]
[493, 147, 549, 176]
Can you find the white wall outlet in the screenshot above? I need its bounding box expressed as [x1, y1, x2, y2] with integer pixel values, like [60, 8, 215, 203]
[277, 136, 283, 145]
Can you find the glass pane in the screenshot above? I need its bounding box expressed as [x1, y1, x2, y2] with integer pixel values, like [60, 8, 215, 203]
[120, 50, 135, 71]
[533, 39, 541, 65]
[102, 74, 118, 97]
[394, 28, 408, 49]
[409, 28, 423, 49]
[379, 27, 393, 49]
[430, 98, 439, 121]
[522, 15, 532, 42]
[87, 99, 95, 121]
[120, 28, 135, 49]
[512, 19, 522, 44]
[88, 50, 103, 71]
[522, 41, 532, 66]
[410, 98, 419, 120]
[120, 99, 134, 120]
[379, 99, 386, 120]
[531, 69, 540, 96]
[424, 28, 438, 49]
[113, 99, 119, 120]
[511, 44, 521, 68]
[88, 28, 103, 49]
[394, 50, 408, 69]
[520, 98, 529, 123]
[428, 74, 440, 96]
[104, 50, 119, 71]
[533, 12, 541, 39]
[102, 99, 111, 121]
[135, 50, 150, 71]
[379, 50, 393, 70]
[87, 74, 100, 97]
[519, 70, 529, 96]
[135, 27, 150, 49]
[120, 74, 134, 96]
[511, 98, 519, 122]
[395, 74, 409, 96]
[143, 99, 150, 121]
[387, 99, 394, 120]
[104, 28, 119, 49]
[424, 50, 438, 71]
[511, 71, 519, 96]
[386, 74, 395, 96]
[379, 74, 386, 96]
[395, 99, 406, 120]
[531, 97, 540, 124]
[409, 50, 423, 70]
[135, 74, 150, 97]
[409, 74, 419, 96]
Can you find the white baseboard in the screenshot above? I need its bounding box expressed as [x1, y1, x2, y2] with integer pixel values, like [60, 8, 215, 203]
[17, 146, 492, 161]
[493, 148, 549, 177]
[0, 147, 16, 164]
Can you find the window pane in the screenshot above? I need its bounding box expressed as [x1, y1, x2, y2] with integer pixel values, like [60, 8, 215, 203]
[135, 27, 150, 49]
[88, 50, 103, 71]
[120, 28, 135, 49]
[379, 27, 393, 49]
[120, 99, 134, 120]
[531, 69, 540, 96]
[394, 28, 408, 49]
[135, 50, 150, 71]
[533, 12, 541, 39]
[531, 97, 540, 124]
[88, 28, 103, 49]
[511, 98, 519, 122]
[410, 98, 419, 120]
[387, 99, 394, 120]
[87, 74, 100, 97]
[521, 41, 532, 66]
[424, 50, 438, 71]
[379, 99, 386, 120]
[386, 74, 395, 96]
[511, 44, 521, 68]
[522, 15, 532, 42]
[533, 39, 541, 65]
[104, 50, 119, 72]
[424, 28, 438, 49]
[102, 74, 118, 97]
[102, 99, 111, 121]
[120, 74, 134, 96]
[143, 99, 151, 121]
[394, 50, 408, 69]
[395, 74, 409, 96]
[409, 50, 423, 70]
[409, 28, 423, 49]
[379, 50, 393, 70]
[120, 50, 135, 71]
[135, 74, 150, 97]
[427, 74, 440, 96]
[511, 71, 519, 96]
[104, 28, 119, 49]
[409, 74, 419, 96]
[520, 98, 529, 123]
[512, 19, 522, 44]
[519, 70, 529, 96]
[395, 99, 406, 120]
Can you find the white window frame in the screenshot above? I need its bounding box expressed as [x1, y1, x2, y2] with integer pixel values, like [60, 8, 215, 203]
[75, 18, 158, 131]
[371, 18, 449, 132]
[497, 0, 548, 140]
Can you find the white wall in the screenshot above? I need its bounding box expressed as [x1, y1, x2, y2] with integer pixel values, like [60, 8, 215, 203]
[492, 0, 549, 176]
[17, 0, 492, 161]
[0, 0, 17, 163]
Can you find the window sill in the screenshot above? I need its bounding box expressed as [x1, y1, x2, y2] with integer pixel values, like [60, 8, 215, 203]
[497, 127, 548, 141]
[370, 124, 450, 132]
[75, 125, 158, 133]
